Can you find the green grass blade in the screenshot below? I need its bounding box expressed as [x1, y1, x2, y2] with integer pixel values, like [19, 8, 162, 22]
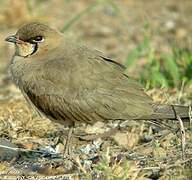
[161, 53, 180, 86]
[124, 37, 149, 67]
[60, 2, 98, 32]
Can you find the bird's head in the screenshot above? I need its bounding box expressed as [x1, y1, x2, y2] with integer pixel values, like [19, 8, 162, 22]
[5, 22, 62, 58]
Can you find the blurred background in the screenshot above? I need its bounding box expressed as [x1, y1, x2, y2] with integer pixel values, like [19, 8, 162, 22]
[0, 0, 192, 92]
[0, 0, 192, 177]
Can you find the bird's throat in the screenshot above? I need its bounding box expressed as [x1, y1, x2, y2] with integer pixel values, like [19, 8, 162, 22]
[16, 42, 37, 58]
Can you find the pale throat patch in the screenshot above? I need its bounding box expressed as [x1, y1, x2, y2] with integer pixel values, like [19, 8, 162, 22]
[15, 42, 36, 57]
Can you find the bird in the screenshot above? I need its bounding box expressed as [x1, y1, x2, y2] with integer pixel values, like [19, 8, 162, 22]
[5, 22, 190, 155]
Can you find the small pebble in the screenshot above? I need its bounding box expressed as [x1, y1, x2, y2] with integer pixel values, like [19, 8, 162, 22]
[0, 138, 19, 161]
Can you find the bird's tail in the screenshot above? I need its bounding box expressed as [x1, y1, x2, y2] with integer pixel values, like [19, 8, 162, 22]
[140, 104, 190, 121]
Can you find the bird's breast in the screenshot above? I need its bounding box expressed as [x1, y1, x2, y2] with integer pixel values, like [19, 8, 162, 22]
[9, 56, 27, 87]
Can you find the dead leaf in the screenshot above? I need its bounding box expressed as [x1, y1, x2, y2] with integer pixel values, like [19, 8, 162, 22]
[153, 147, 167, 159]
[113, 132, 139, 149]
[85, 121, 105, 134]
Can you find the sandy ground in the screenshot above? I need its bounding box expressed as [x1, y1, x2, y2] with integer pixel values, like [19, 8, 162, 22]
[0, 0, 191, 179]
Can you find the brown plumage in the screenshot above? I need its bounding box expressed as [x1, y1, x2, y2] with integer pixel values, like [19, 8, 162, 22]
[5, 22, 190, 128]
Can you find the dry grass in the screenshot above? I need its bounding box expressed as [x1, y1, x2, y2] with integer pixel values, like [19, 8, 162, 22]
[0, 0, 192, 179]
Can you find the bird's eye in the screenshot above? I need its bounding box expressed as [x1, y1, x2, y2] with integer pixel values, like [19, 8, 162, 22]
[32, 36, 44, 43]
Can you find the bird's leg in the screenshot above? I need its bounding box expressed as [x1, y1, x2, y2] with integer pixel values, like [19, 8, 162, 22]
[63, 127, 74, 158]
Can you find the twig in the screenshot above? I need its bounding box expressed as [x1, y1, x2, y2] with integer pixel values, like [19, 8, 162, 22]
[189, 106, 192, 126]
[131, 157, 192, 172]
[0, 144, 59, 155]
[73, 156, 87, 174]
[146, 120, 174, 130]
[177, 79, 185, 104]
[0, 144, 20, 151]
[78, 127, 118, 141]
[177, 115, 186, 159]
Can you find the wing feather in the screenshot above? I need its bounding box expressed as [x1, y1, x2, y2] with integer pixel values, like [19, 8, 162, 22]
[19, 45, 154, 124]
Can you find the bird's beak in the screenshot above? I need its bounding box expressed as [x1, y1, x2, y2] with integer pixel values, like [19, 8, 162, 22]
[5, 35, 17, 43]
